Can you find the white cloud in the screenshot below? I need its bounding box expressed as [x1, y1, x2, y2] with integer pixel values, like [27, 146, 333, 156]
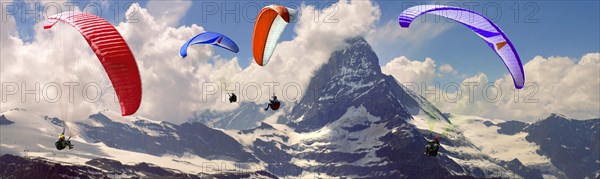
[84, 0, 109, 11]
[128, 0, 381, 122]
[381, 56, 436, 84]
[430, 53, 600, 121]
[382, 53, 599, 121]
[0, 3, 209, 123]
[365, 18, 452, 63]
[220, 0, 381, 104]
[146, 0, 192, 26]
[437, 63, 458, 78]
[367, 20, 450, 47]
[1, 12, 100, 121]
[438, 63, 457, 75]
[1, 0, 382, 124]
[115, 4, 216, 123]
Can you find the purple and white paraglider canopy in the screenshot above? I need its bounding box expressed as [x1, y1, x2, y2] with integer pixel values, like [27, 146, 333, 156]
[399, 5, 525, 89]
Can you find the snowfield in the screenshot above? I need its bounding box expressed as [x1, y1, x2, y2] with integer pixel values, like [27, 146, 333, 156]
[449, 115, 550, 165]
[0, 109, 261, 174]
[407, 113, 568, 178]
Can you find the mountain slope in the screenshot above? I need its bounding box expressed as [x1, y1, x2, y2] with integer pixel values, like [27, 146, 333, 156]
[238, 37, 467, 177]
[443, 113, 600, 178]
[285, 37, 415, 132]
[79, 111, 257, 162]
[190, 102, 273, 130]
[0, 154, 276, 178]
[0, 109, 265, 176]
[524, 114, 600, 178]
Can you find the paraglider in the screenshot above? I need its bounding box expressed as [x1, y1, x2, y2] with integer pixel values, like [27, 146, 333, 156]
[399, 5, 525, 89]
[264, 95, 281, 111]
[179, 32, 239, 105]
[228, 93, 237, 103]
[424, 133, 440, 157]
[55, 129, 73, 150]
[252, 5, 297, 66]
[44, 11, 142, 116]
[251, 5, 295, 107]
[179, 32, 239, 58]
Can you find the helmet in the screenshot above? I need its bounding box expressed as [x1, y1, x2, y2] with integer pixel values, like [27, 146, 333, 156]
[59, 134, 65, 140]
[434, 136, 440, 142]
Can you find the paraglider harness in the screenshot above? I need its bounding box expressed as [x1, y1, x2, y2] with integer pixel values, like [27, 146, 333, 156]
[265, 96, 281, 111]
[55, 129, 73, 150]
[424, 133, 440, 157]
[228, 93, 237, 103]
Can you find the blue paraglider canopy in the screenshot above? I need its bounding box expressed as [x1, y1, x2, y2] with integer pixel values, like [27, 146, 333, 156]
[179, 32, 239, 58]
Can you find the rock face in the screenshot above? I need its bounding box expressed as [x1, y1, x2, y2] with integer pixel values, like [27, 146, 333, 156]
[462, 113, 600, 178]
[285, 37, 416, 132]
[500, 159, 544, 178]
[0, 154, 106, 179]
[0, 115, 14, 125]
[80, 113, 258, 162]
[0, 154, 275, 178]
[496, 120, 528, 135]
[524, 114, 600, 179]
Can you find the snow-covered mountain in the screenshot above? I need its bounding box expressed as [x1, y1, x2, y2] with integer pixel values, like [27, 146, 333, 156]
[284, 37, 416, 132]
[0, 154, 276, 178]
[1, 37, 598, 178]
[446, 113, 599, 178]
[0, 108, 271, 177]
[524, 114, 600, 178]
[189, 102, 276, 130]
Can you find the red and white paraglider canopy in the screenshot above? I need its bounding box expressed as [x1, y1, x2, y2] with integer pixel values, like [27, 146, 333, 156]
[44, 11, 142, 116]
[252, 5, 297, 66]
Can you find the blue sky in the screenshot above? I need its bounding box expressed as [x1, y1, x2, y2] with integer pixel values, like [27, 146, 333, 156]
[8, 0, 600, 82]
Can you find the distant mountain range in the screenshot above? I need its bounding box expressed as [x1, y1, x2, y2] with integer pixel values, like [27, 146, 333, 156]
[1, 37, 598, 178]
[190, 102, 272, 130]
